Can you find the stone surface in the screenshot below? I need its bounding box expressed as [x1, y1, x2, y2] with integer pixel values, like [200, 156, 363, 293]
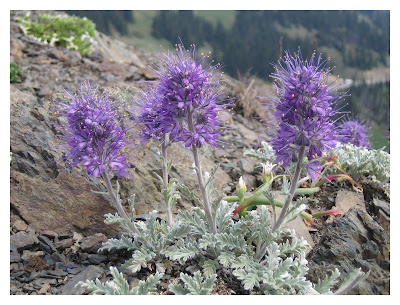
[10, 231, 40, 252]
[334, 190, 366, 214]
[54, 238, 74, 251]
[307, 208, 390, 295]
[11, 171, 121, 237]
[372, 198, 390, 217]
[60, 265, 105, 295]
[13, 219, 28, 232]
[38, 235, 57, 254]
[10, 251, 21, 263]
[80, 233, 108, 253]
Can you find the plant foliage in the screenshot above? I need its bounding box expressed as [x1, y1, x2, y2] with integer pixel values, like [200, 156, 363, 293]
[18, 13, 96, 54]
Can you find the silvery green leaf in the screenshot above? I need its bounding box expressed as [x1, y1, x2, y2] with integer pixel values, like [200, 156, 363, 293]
[163, 241, 200, 264]
[103, 213, 135, 234]
[232, 268, 260, 290]
[166, 223, 191, 240]
[99, 235, 137, 252]
[169, 284, 190, 295]
[177, 209, 208, 235]
[109, 266, 131, 294]
[122, 248, 156, 273]
[199, 233, 216, 249]
[218, 251, 235, 267]
[133, 272, 163, 295]
[314, 268, 340, 294]
[215, 232, 246, 252]
[202, 259, 219, 277]
[174, 271, 216, 295]
[214, 200, 235, 232]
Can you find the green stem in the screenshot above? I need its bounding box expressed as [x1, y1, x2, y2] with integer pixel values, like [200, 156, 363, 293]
[101, 172, 140, 235]
[224, 196, 313, 223]
[187, 106, 217, 234]
[161, 138, 173, 227]
[272, 145, 306, 231]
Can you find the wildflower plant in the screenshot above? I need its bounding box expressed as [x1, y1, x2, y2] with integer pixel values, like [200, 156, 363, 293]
[337, 116, 371, 148]
[265, 48, 345, 230]
[54, 46, 369, 295]
[136, 42, 231, 233]
[54, 81, 140, 234]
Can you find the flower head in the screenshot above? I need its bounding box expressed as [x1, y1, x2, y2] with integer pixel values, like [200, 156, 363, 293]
[137, 42, 230, 148]
[337, 116, 371, 148]
[260, 162, 276, 183]
[55, 82, 130, 178]
[268, 48, 343, 179]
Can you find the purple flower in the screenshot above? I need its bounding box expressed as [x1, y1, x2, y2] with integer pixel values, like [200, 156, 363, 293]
[268, 48, 343, 179]
[137, 42, 230, 148]
[55, 82, 130, 178]
[337, 116, 371, 148]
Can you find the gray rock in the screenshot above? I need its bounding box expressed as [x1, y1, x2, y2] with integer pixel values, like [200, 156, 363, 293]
[307, 208, 390, 295]
[60, 265, 105, 295]
[43, 269, 68, 279]
[80, 233, 107, 253]
[372, 198, 390, 217]
[32, 278, 58, 289]
[10, 251, 21, 263]
[55, 262, 79, 272]
[43, 254, 57, 266]
[10, 231, 39, 252]
[88, 254, 108, 265]
[10, 285, 19, 294]
[12, 219, 28, 232]
[38, 235, 57, 254]
[54, 238, 74, 251]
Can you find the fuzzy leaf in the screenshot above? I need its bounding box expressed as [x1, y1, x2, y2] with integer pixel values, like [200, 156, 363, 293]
[314, 268, 340, 294]
[172, 271, 216, 295]
[122, 248, 156, 273]
[99, 235, 137, 252]
[216, 232, 246, 252]
[163, 242, 200, 264]
[218, 251, 235, 267]
[133, 272, 163, 295]
[202, 259, 219, 277]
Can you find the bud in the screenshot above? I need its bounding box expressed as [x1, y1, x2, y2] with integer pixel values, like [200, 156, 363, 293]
[261, 162, 276, 184]
[236, 176, 247, 201]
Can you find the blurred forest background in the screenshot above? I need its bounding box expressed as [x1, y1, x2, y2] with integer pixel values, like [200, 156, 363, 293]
[66, 10, 390, 151]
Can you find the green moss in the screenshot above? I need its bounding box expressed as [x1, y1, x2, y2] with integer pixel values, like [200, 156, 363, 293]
[10, 63, 22, 83]
[18, 13, 96, 55]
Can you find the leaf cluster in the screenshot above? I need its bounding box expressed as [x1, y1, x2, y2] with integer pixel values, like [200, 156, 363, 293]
[77, 144, 369, 295]
[329, 143, 390, 185]
[18, 13, 96, 55]
[10, 63, 22, 83]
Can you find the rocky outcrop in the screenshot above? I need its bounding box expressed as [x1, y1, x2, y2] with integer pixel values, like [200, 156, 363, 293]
[307, 208, 390, 295]
[10, 10, 264, 239]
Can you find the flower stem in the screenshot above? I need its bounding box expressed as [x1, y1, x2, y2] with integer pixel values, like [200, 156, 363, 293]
[161, 138, 174, 227]
[272, 145, 306, 231]
[187, 107, 217, 234]
[101, 172, 140, 235]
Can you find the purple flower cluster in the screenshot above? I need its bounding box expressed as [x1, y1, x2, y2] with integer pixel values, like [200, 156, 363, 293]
[56, 82, 129, 178]
[269, 49, 342, 179]
[137, 43, 228, 148]
[337, 117, 371, 148]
